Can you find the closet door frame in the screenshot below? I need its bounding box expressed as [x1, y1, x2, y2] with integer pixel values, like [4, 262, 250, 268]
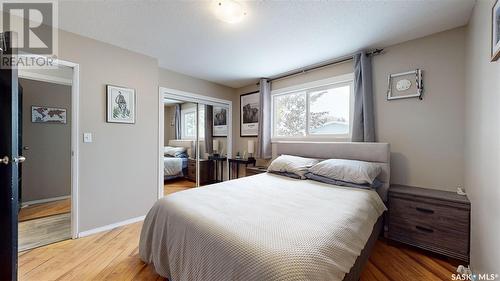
[158, 87, 233, 199]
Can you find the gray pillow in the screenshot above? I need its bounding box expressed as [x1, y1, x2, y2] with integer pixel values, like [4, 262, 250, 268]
[309, 159, 382, 185]
[305, 172, 383, 189]
[268, 170, 302, 179]
[267, 155, 319, 179]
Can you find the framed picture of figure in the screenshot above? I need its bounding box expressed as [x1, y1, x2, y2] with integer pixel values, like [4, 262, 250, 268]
[240, 91, 259, 137]
[213, 106, 228, 137]
[492, 0, 500, 61]
[106, 85, 136, 124]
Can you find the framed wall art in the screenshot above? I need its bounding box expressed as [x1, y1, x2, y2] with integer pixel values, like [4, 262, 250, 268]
[31, 106, 67, 124]
[213, 106, 228, 137]
[492, 0, 500, 61]
[106, 85, 136, 124]
[240, 91, 259, 137]
[387, 69, 424, 101]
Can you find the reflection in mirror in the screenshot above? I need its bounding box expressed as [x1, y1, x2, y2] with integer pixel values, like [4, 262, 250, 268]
[163, 100, 197, 195]
[200, 103, 229, 185]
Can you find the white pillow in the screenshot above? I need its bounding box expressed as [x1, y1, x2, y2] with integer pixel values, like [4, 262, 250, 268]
[309, 159, 381, 185]
[267, 155, 319, 179]
[164, 146, 186, 157]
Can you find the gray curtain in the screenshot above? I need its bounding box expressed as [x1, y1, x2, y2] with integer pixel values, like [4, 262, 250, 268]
[352, 51, 375, 142]
[204, 105, 213, 154]
[256, 79, 272, 159]
[174, 104, 181, 139]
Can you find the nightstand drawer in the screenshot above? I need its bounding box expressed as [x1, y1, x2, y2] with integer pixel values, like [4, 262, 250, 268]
[389, 216, 469, 257]
[389, 197, 469, 231]
[388, 185, 470, 262]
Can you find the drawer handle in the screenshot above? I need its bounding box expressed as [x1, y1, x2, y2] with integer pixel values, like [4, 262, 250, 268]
[415, 225, 434, 233]
[415, 207, 434, 214]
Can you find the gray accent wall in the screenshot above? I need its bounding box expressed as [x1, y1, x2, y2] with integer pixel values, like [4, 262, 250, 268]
[465, 0, 499, 274]
[20, 78, 72, 202]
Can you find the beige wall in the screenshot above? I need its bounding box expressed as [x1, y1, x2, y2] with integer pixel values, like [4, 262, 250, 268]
[58, 30, 160, 232]
[464, 0, 500, 274]
[159, 68, 235, 101]
[373, 27, 466, 191]
[234, 28, 466, 190]
[20, 78, 72, 202]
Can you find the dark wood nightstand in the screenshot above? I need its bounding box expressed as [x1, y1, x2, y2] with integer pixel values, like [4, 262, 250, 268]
[186, 158, 214, 186]
[228, 158, 256, 179]
[245, 166, 268, 176]
[388, 185, 470, 262]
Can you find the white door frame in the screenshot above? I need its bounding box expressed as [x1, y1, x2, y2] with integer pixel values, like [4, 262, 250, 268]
[18, 57, 80, 239]
[158, 87, 233, 199]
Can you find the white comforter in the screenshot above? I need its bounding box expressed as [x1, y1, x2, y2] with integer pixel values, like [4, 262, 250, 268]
[139, 173, 386, 281]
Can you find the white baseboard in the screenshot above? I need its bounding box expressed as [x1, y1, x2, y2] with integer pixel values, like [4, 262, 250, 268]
[22, 195, 71, 207]
[78, 215, 145, 238]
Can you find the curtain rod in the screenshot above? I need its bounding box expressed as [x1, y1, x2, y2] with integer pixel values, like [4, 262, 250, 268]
[257, 48, 384, 85]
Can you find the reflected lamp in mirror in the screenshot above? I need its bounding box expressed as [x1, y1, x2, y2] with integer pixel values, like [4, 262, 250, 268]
[248, 140, 255, 160]
[213, 139, 219, 157]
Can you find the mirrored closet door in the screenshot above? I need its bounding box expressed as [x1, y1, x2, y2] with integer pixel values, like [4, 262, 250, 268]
[162, 95, 231, 196]
[163, 99, 198, 195]
[196, 103, 229, 186]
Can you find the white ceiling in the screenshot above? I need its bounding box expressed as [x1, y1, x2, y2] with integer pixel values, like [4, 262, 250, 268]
[58, 0, 475, 88]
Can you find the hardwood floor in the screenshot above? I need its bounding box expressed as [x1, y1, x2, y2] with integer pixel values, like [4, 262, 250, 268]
[164, 178, 196, 195]
[19, 184, 459, 280]
[19, 220, 459, 281]
[19, 198, 71, 222]
[18, 213, 71, 252]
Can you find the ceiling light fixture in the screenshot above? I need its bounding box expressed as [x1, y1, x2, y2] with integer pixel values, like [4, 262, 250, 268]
[213, 0, 246, 24]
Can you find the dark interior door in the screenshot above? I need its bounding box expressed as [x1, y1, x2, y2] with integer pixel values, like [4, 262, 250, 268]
[0, 31, 19, 281]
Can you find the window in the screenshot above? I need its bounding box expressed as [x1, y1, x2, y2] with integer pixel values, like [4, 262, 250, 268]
[181, 106, 204, 139]
[272, 74, 354, 140]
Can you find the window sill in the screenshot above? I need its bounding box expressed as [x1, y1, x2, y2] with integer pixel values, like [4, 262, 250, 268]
[271, 137, 351, 143]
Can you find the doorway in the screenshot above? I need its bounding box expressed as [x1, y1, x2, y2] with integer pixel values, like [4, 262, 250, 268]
[16, 58, 80, 250]
[159, 88, 232, 198]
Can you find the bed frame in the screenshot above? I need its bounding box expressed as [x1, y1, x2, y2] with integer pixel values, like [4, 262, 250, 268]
[274, 141, 390, 281]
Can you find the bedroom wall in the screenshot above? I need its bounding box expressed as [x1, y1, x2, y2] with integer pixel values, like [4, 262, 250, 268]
[57, 29, 160, 232]
[464, 0, 500, 274]
[20, 78, 72, 202]
[56, 30, 237, 233]
[234, 27, 466, 191]
[373, 27, 465, 191]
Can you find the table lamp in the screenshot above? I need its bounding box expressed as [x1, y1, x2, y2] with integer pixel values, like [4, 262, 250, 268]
[248, 140, 255, 160]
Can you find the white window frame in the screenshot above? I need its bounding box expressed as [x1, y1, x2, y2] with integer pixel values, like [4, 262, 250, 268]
[271, 73, 354, 142]
[181, 106, 205, 140]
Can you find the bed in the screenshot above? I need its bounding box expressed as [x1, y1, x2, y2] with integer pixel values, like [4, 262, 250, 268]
[141, 142, 390, 281]
[163, 157, 188, 180]
[163, 140, 193, 181]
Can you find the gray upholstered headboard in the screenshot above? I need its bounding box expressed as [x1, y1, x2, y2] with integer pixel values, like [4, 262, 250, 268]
[273, 141, 391, 201]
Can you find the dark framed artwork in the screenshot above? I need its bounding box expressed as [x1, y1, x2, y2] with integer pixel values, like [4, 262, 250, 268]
[492, 0, 500, 61]
[213, 106, 228, 137]
[106, 85, 136, 124]
[240, 91, 259, 137]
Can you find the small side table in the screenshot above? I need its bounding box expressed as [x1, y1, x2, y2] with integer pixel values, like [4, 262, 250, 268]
[209, 156, 227, 183]
[228, 158, 256, 179]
